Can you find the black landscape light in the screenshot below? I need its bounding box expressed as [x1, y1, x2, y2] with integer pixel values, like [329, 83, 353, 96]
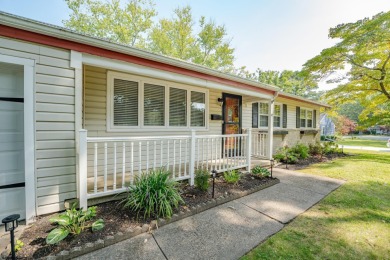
[270, 159, 274, 178]
[211, 169, 217, 198]
[2, 214, 20, 260]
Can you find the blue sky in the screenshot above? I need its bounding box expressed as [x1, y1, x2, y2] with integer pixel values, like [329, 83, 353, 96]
[1, 0, 390, 89]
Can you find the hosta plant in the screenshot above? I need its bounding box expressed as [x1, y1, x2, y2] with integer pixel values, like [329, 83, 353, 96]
[251, 165, 270, 177]
[46, 205, 104, 245]
[223, 170, 241, 184]
[122, 168, 184, 219]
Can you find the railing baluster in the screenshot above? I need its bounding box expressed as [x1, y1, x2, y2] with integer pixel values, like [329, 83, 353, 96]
[184, 139, 188, 176]
[202, 138, 205, 167]
[167, 140, 170, 171]
[173, 140, 176, 178]
[179, 140, 182, 177]
[94, 143, 98, 194]
[146, 141, 149, 173]
[211, 138, 214, 170]
[104, 142, 107, 192]
[160, 140, 163, 168]
[196, 138, 200, 169]
[139, 141, 142, 176]
[153, 141, 157, 170]
[130, 142, 134, 185]
[122, 142, 125, 188]
[113, 142, 117, 190]
[206, 138, 210, 170]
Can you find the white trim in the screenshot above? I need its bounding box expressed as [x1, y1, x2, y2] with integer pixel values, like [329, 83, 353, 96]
[300, 107, 315, 129]
[83, 54, 273, 100]
[106, 70, 209, 132]
[273, 103, 282, 128]
[0, 54, 36, 223]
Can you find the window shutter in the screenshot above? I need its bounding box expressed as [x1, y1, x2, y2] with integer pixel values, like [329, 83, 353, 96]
[252, 103, 258, 128]
[169, 87, 187, 126]
[191, 91, 205, 127]
[144, 83, 165, 126]
[296, 106, 300, 128]
[113, 78, 138, 126]
[313, 109, 317, 128]
[282, 104, 287, 128]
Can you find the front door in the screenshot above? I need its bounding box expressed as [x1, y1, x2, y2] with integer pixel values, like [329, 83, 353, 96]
[222, 93, 242, 155]
[0, 62, 26, 221]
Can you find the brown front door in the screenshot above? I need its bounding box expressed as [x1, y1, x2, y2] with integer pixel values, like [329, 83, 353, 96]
[222, 93, 242, 155]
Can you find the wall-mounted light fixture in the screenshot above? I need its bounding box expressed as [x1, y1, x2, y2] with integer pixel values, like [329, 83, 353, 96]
[217, 98, 223, 107]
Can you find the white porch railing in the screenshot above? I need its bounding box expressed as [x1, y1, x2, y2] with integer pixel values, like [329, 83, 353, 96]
[78, 129, 255, 209]
[251, 130, 269, 158]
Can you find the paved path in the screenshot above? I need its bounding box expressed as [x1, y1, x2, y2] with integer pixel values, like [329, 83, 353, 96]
[342, 145, 390, 152]
[77, 169, 345, 260]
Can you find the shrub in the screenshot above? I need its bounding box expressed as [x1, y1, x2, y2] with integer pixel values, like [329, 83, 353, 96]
[121, 168, 184, 219]
[46, 205, 104, 245]
[290, 143, 309, 159]
[274, 146, 299, 164]
[309, 141, 323, 156]
[223, 170, 241, 184]
[194, 168, 210, 191]
[251, 165, 270, 177]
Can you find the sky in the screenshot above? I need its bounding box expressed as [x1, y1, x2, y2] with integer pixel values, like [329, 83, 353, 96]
[1, 0, 390, 90]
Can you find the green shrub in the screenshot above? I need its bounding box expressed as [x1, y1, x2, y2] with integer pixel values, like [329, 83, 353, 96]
[309, 141, 323, 156]
[121, 168, 184, 219]
[274, 146, 299, 164]
[194, 168, 210, 191]
[251, 165, 270, 177]
[290, 143, 309, 159]
[223, 170, 241, 184]
[46, 205, 104, 245]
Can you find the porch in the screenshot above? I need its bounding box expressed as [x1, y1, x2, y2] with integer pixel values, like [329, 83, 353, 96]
[78, 129, 270, 209]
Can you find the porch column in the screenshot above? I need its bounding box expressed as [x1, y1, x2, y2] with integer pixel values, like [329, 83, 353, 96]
[78, 129, 88, 209]
[267, 99, 274, 160]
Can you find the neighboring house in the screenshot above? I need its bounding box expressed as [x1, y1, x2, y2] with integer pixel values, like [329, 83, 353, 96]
[0, 12, 330, 223]
[320, 114, 336, 136]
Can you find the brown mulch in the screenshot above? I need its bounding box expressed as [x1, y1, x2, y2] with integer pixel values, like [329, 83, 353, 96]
[275, 153, 349, 171]
[11, 173, 275, 259]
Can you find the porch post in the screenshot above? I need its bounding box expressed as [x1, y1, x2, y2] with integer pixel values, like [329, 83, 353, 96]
[246, 128, 252, 172]
[189, 130, 196, 186]
[268, 99, 274, 160]
[79, 129, 88, 209]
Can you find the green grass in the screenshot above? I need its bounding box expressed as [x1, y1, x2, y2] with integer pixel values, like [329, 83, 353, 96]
[338, 138, 388, 148]
[242, 150, 390, 259]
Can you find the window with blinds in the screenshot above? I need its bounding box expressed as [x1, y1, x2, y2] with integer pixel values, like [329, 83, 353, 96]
[191, 91, 205, 127]
[274, 104, 281, 127]
[113, 78, 138, 126]
[259, 102, 269, 127]
[169, 87, 187, 126]
[144, 83, 165, 126]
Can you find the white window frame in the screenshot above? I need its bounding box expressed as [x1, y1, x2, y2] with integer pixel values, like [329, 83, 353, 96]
[300, 108, 314, 129]
[257, 102, 283, 128]
[107, 71, 209, 132]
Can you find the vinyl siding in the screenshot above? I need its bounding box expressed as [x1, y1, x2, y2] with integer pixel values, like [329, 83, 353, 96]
[0, 36, 76, 215]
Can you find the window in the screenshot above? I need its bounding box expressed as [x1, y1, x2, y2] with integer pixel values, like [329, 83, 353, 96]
[259, 102, 269, 127]
[300, 108, 314, 128]
[169, 87, 187, 126]
[191, 91, 205, 126]
[274, 104, 281, 127]
[113, 78, 138, 126]
[108, 72, 207, 131]
[144, 83, 165, 126]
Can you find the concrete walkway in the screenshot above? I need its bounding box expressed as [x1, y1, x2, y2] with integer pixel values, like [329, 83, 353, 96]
[342, 145, 390, 152]
[76, 169, 345, 260]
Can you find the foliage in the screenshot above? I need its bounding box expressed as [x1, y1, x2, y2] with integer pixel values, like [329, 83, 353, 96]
[302, 11, 390, 127]
[46, 205, 104, 245]
[64, 0, 157, 47]
[15, 240, 24, 252]
[309, 141, 342, 158]
[336, 102, 364, 123]
[274, 146, 299, 164]
[223, 170, 240, 184]
[194, 167, 210, 191]
[121, 169, 183, 219]
[333, 115, 357, 135]
[251, 165, 270, 177]
[290, 143, 309, 159]
[243, 150, 390, 260]
[320, 135, 337, 141]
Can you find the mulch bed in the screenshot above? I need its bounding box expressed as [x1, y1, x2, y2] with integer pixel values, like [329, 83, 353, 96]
[10, 172, 274, 259]
[275, 153, 349, 171]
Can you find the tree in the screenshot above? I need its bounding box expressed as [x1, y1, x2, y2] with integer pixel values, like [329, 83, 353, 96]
[333, 115, 356, 135]
[64, 0, 157, 47]
[302, 11, 390, 127]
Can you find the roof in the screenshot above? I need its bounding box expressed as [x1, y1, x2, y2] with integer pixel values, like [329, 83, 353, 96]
[0, 11, 329, 108]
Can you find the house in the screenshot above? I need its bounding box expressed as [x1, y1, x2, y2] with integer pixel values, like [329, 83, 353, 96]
[320, 114, 336, 136]
[0, 12, 330, 223]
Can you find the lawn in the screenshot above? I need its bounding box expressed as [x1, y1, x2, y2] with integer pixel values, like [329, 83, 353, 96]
[338, 138, 388, 148]
[242, 150, 390, 260]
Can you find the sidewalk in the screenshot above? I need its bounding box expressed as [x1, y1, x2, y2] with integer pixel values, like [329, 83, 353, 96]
[341, 145, 390, 152]
[76, 169, 345, 260]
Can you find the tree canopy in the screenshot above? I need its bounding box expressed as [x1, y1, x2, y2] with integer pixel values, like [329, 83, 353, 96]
[302, 11, 390, 127]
